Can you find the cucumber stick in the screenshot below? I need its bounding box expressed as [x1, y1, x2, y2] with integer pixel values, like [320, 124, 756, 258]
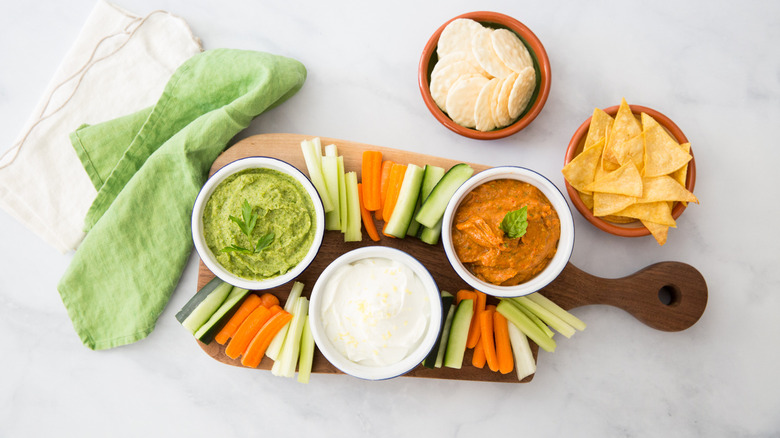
[444, 298, 474, 369]
[419, 218, 443, 245]
[344, 171, 362, 242]
[407, 165, 445, 238]
[423, 291, 454, 368]
[194, 287, 249, 343]
[301, 138, 334, 212]
[435, 300, 457, 368]
[297, 319, 315, 383]
[415, 163, 474, 229]
[322, 156, 341, 230]
[180, 281, 234, 334]
[175, 276, 224, 324]
[384, 164, 424, 238]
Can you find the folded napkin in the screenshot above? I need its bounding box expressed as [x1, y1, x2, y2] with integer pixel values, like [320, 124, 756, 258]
[0, 1, 202, 253]
[58, 49, 307, 350]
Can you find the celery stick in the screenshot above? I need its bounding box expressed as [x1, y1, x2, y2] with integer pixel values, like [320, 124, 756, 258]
[496, 300, 556, 353]
[527, 293, 587, 331]
[508, 298, 555, 338]
[322, 156, 341, 230]
[337, 157, 347, 233]
[266, 282, 304, 360]
[275, 297, 309, 377]
[297, 319, 315, 383]
[507, 322, 536, 381]
[344, 171, 362, 242]
[324, 143, 338, 157]
[301, 139, 334, 212]
[512, 296, 575, 338]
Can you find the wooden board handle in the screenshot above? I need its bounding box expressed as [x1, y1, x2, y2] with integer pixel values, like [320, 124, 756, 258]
[542, 262, 708, 332]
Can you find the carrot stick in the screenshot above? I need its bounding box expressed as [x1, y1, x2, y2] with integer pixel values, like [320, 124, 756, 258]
[375, 160, 395, 221]
[241, 311, 293, 368]
[472, 336, 487, 369]
[494, 310, 514, 374]
[214, 294, 263, 345]
[480, 305, 499, 372]
[225, 305, 272, 359]
[466, 290, 488, 348]
[361, 151, 382, 211]
[358, 183, 381, 241]
[259, 293, 279, 308]
[381, 163, 406, 223]
[455, 289, 478, 305]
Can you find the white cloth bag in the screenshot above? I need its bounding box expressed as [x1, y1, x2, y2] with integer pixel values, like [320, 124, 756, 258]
[0, 1, 202, 252]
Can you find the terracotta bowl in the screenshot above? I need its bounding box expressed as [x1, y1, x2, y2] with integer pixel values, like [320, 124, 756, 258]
[418, 11, 551, 140]
[564, 105, 697, 237]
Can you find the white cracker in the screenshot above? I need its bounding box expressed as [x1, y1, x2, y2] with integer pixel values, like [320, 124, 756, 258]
[472, 28, 513, 79]
[475, 78, 500, 132]
[437, 18, 484, 57]
[446, 75, 489, 128]
[507, 66, 536, 119]
[492, 72, 517, 127]
[429, 60, 481, 110]
[491, 28, 533, 73]
[430, 51, 487, 81]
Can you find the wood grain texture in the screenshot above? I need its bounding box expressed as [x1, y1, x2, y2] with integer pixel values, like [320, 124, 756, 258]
[194, 133, 708, 383]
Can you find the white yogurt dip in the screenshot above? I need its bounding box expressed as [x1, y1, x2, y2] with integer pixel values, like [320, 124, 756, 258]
[320, 257, 431, 367]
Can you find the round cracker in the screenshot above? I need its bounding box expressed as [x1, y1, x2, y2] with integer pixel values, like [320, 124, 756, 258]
[474, 78, 500, 132]
[507, 66, 536, 119]
[430, 51, 487, 81]
[430, 61, 481, 111]
[446, 75, 489, 128]
[437, 18, 484, 57]
[472, 28, 513, 79]
[491, 28, 533, 73]
[492, 72, 517, 127]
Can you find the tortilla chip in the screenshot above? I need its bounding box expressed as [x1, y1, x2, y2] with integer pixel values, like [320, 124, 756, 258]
[638, 175, 698, 204]
[642, 220, 669, 245]
[578, 191, 594, 209]
[563, 138, 606, 194]
[614, 201, 676, 227]
[603, 98, 642, 166]
[585, 108, 614, 150]
[642, 113, 691, 177]
[671, 142, 691, 206]
[583, 161, 643, 197]
[593, 192, 636, 217]
[613, 132, 644, 171]
[602, 214, 637, 224]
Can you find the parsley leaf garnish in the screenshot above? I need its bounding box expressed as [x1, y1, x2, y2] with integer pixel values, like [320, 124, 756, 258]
[222, 201, 274, 254]
[500, 206, 528, 239]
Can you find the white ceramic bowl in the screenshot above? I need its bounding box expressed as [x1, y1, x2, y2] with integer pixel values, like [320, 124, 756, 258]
[191, 157, 325, 290]
[441, 166, 575, 297]
[308, 246, 443, 380]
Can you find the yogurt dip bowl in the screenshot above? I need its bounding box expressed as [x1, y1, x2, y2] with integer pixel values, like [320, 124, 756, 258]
[309, 246, 442, 380]
[441, 166, 574, 298]
[192, 157, 325, 291]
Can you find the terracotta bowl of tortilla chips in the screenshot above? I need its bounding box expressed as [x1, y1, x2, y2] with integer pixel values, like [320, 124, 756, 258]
[418, 11, 551, 140]
[563, 104, 696, 240]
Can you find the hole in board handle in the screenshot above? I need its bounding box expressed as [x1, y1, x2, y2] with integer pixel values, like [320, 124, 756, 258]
[658, 285, 681, 306]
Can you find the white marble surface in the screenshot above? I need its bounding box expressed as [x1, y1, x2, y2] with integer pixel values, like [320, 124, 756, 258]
[1, 0, 779, 436]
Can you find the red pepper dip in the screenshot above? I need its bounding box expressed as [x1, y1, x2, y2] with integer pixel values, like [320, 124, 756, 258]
[452, 179, 561, 286]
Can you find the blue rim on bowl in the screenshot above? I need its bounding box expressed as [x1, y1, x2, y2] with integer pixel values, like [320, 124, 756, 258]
[308, 246, 443, 380]
[191, 156, 325, 290]
[440, 166, 575, 297]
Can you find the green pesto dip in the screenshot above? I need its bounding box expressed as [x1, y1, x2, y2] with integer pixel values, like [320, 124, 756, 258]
[203, 168, 316, 281]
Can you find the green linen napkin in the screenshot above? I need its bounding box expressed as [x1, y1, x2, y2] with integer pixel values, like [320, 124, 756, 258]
[58, 48, 306, 350]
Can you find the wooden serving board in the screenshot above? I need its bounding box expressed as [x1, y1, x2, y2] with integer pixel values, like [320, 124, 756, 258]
[195, 133, 708, 383]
